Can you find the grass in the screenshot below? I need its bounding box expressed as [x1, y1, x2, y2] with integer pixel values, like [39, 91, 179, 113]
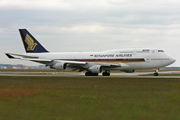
[0, 76, 180, 120]
[159, 74, 180, 76]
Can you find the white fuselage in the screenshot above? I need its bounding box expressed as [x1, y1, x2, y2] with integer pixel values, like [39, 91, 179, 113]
[23, 48, 175, 71]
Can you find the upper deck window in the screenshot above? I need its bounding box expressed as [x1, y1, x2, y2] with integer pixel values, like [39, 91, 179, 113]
[158, 50, 164, 52]
[119, 51, 133, 53]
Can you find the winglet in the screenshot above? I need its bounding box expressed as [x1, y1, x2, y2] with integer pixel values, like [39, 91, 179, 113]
[19, 29, 48, 53]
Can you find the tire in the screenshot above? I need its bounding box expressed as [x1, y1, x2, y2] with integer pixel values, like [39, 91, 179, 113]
[93, 73, 98, 76]
[85, 72, 98, 76]
[102, 72, 110, 76]
[154, 72, 158, 76]
[85, 72, 89, 76]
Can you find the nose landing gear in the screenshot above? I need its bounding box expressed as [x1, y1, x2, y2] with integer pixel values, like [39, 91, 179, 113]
[154, 69, 159, 76]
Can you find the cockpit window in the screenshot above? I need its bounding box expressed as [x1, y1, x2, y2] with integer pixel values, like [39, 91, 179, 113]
[158, 50, 164, 52]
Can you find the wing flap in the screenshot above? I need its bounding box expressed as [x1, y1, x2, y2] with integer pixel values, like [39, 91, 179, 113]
[99, 63, 121, 67]
[55, 60, 87, 65]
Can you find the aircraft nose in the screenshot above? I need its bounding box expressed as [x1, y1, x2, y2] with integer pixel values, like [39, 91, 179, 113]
[170, 56, 176, 64]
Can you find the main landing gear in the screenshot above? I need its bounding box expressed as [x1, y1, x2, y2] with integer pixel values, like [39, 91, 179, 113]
[85, 72, 98, 76]
[102, 71, 110, 76]
[154, 69, 159, 76]
[85, 71, 111, 76]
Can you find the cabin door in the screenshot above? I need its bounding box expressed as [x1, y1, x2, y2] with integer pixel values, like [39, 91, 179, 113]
[146, 56, 150, 63]
[133, 49, 137, 55]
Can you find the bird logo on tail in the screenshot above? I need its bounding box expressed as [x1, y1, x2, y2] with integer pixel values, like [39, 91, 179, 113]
[25, 34, 37, 51]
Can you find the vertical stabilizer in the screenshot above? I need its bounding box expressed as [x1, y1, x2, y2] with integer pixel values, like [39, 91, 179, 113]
[19, 29, 48, 53]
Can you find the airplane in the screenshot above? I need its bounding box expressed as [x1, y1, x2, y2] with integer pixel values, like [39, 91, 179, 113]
[5, 29, 176, 76]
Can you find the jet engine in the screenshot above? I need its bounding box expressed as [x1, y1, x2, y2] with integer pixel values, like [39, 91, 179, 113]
[52, 63, 67, 70]
[121, 70, 135, 73]
[88, 65, 103, 73]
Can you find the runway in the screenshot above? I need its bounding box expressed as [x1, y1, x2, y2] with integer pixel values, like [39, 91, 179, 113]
[0, 71, 180, 78]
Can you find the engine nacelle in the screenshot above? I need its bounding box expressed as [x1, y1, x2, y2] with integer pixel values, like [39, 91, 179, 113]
[88, 65, 103, 73]
[121, 70, 135, 73]
[52, 63, 67, 70]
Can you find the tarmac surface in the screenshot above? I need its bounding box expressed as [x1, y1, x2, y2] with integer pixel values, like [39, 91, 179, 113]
[0, 71, 180, 78]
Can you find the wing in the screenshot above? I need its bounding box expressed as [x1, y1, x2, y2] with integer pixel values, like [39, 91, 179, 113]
[5, 53, 87, 66]
[5, 53, 121, 72]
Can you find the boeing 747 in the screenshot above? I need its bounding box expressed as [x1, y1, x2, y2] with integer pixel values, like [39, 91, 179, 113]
[5, 29, 176, 76]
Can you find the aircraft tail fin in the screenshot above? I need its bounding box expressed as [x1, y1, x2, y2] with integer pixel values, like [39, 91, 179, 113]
[19, 29, 48, 53]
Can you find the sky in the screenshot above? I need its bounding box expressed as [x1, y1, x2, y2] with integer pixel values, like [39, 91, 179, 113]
[0, 0, 180, 67]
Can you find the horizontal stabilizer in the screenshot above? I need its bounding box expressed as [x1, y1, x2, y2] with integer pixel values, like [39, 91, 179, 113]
[5, 53, 39, 59]
[5, 53, 15, 59]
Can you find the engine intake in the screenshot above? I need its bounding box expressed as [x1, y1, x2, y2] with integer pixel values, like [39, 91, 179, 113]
[52, 63, 67, 70]
[88, 65, 103, 73]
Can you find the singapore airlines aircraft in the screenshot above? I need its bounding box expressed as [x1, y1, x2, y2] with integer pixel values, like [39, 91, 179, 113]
[5, 29, 176, 76]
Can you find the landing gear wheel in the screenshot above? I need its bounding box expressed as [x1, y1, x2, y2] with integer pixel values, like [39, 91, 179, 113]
[102, 72, 110, 76]
[93, 73, 98, 76]
[85, 72, 90, 76]
[154, 72, 158, 76]
[154, 69, 159, 76]
[85, 72, 98, 76]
